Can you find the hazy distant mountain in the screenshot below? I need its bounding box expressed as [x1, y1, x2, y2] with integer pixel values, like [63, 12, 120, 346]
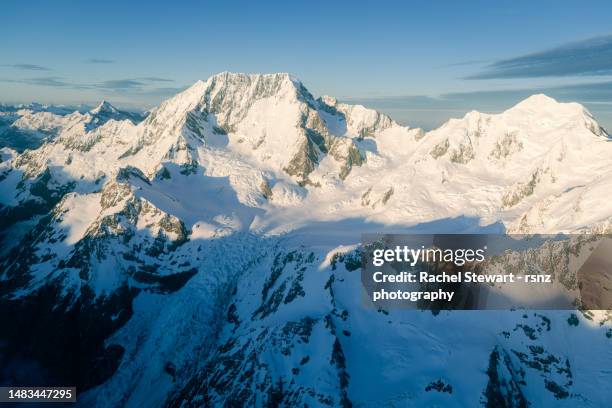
[1, 73, 611, 407]
[0, 101, 145, 153]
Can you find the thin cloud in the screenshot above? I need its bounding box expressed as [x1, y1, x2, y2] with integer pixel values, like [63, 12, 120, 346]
[443, 81, 612, 104]
[93, 81, 187, 98]
[96, 79, 145, 90]
[140, 77, 174, 83]
[351, 81, 612, 110]
[97, 85, 187, 97]
[439, 59, 491, 68]
[86, 58, 114, 64]
[1, 76, 182, 95]
[343, 94, 455, 110]
[139, 86, 187, 96]
[0, 76, 71, 88]
[26, 77, 70, 87]
[467, 34, 612, 79]
[4, 63, 52, 71]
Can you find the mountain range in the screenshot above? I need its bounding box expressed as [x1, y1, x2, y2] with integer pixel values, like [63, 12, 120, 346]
[1, 72, 611, 407]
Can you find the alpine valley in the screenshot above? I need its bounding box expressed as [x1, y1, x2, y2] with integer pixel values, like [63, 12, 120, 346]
[1, 72, 611, 407]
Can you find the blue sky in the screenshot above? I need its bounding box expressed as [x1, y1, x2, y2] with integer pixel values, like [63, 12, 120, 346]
[2, 0, 612, 129]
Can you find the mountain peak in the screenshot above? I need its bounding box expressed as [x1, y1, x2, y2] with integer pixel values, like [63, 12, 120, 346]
[209, 71, 293, 81]
[151, 72, 309, 128]
[513, 94, 559, 108]
[84, 100, 144, 127]
[163, 72, 304, 111]
[505, 93, 596, 125]
[90, 100, 118, 115]
[210, 71, 299, 84]
[509, 93, 587, 115]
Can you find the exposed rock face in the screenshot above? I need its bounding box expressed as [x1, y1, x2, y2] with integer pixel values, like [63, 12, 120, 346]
[484, 346, 528, 408]
[0, 167, 197, 389]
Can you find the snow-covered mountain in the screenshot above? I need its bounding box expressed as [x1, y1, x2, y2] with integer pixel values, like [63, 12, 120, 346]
[0, 101, 145, 153]
[1, 72, 611, 407]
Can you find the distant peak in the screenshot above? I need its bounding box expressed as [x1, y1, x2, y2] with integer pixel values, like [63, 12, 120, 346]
[91, 100, 118, 114]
